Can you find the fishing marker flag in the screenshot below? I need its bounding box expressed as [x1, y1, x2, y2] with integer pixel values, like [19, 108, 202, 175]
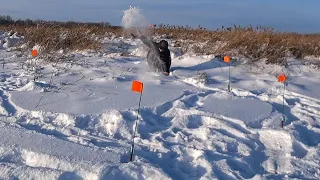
[278, 73, 287, 128]
[224, 56, 232, 91]
[31, 50, 38, 57]
[224, 56, 231, 63]
[132, 80, 143, 93]
[130, 80, 144, 162]
[278, 74, 287, 83]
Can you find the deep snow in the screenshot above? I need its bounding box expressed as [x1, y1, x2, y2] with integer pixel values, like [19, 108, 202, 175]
[1, 26, 320, 180]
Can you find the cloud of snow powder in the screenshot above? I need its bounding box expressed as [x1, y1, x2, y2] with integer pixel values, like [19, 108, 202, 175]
[121, 6, 151, 37]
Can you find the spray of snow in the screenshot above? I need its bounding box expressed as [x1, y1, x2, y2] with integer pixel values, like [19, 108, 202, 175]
[121, 6, 151, 37]
[95, 110, 132, 140]
[121, 6, 148, 29]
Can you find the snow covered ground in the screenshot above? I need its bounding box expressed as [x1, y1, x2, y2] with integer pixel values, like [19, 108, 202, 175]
[0, 29, 320, 180]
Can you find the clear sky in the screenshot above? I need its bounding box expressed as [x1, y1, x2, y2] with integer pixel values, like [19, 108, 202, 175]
[1, 0, 320, 33]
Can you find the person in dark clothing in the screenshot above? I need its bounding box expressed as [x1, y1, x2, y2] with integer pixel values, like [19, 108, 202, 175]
[136, 35, 172, 75]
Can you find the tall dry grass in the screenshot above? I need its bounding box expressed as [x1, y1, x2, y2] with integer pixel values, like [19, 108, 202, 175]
[1, 19, 320, 64]
[1, 24, 122, 54]
[153, 25, 320, 64]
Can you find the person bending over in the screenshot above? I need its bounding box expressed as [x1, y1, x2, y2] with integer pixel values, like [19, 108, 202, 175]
[135, 35, 171, 75]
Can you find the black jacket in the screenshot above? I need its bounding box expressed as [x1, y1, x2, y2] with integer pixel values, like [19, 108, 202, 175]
[139, 36, 171, 73]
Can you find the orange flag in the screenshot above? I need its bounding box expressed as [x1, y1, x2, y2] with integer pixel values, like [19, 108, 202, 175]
[31, 50, 38, 57]
[132, 80, 143, 93]
[278, 74, 287, 83]
[224, 56, 231, 63]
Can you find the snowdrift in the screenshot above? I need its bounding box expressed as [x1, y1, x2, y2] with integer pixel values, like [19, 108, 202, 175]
[0, 29, 319, 180]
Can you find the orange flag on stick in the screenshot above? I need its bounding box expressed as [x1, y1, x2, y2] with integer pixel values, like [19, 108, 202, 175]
[223, 56, 232, 91]
[132, 80, 144, 93]
[31, 50, 38, 57]
[224, 56, 231, 63]
[278, 73, 287, 128]
[130, 80, 144, 162]
[278, 74, 287, 83]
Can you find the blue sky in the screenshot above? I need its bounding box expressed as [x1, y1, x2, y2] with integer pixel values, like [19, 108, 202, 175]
[1, 0, 320, 33]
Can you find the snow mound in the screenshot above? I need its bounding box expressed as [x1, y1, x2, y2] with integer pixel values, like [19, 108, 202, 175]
[0, 31, 24, 49]
[102, 162, 171, 180]
[16, 81, 49, 91]
[0, 123, 121, 180]
[200, 93, 273, 127]
[259, 130, 293, 174]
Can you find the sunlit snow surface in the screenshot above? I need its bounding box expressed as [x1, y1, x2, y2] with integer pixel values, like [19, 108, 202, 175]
[0, 31, 320, 179]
